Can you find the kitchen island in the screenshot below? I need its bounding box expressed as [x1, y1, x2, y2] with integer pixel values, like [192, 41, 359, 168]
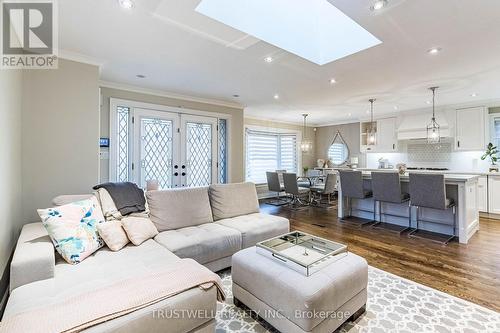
[338, 172, 480, 244]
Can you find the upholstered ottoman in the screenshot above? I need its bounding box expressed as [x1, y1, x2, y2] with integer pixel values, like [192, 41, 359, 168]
[232, 247, 368, 333]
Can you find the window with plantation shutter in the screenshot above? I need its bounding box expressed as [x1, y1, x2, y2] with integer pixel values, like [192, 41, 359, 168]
[245, 129, 298, 183]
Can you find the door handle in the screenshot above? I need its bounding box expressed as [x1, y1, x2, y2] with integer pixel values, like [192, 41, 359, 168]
[182, 172, 186, 176]
[181, 165, 186, 169]
[174, 165, 179, 169]
[174, 172, 179, 176]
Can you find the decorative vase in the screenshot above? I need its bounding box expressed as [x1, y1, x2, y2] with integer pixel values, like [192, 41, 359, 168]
[489, 164, 499, 172]
[317, 159, 325, 168]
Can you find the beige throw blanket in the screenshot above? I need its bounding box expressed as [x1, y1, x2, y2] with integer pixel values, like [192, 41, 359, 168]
[0, 259, 225, 333]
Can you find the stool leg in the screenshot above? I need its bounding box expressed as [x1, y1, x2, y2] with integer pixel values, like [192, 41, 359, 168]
[444, 206, 457, 245]
[408, 206, 419, 237]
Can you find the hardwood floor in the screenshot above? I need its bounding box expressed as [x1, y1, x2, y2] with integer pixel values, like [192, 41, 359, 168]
[260, 200, 500, 312]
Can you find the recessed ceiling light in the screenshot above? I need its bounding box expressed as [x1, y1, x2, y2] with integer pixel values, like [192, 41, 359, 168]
[118, 0, 134, 9]
[232, 94, 240, 98]
[371, 0, 387, 11]
[329, 78, 337, 84]
[273, 94, 280, 100]
[426, 100, 431, 104]
[393, 106, 399, 110]
[136, 74, 146, 78]
[471, 93, 478, 97]
[264, 56, 274, 63]
[348, 113, 352, 117]
[366, 110, 370, 114]
[428, 47, 442, 55]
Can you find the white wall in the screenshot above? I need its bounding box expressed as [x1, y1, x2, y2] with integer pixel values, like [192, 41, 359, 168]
[22, 59, 100, 221]
[0, 70, 23, 290]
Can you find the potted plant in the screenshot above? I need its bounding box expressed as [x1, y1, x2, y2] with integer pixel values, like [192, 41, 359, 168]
[481, 143, 498, 172]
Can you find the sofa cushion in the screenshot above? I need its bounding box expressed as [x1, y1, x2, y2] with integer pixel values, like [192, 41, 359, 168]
[121, 217, 159, 246]
[147, 187, 214, 231]
[97, 221, 129, 251]
[4, 240, 186, 319]
[37, 197, 105, 264]
[215, 213, 289, 248]
[154, 223, 242, 264]
[209, 182, 259, 220]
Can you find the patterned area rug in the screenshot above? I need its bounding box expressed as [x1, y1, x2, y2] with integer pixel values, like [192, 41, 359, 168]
[215, 266, 500, 333]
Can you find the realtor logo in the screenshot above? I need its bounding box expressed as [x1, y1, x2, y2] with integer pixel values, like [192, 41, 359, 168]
[1, 0, 58, 69]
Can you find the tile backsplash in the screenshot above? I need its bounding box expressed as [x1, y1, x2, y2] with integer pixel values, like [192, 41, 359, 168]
[407, 142, 452, 164]
[366, 141, 489, 171]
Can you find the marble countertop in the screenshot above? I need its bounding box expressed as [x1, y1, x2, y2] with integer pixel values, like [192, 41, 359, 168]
[357, 168, 500, 177]
[359, 171, 479, 182]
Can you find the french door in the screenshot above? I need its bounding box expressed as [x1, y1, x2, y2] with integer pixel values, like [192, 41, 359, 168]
[132, 109, 218, 189]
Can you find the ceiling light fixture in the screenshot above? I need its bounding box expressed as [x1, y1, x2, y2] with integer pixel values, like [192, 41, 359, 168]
[367, 99, 377, 146]
[371, 0, 387, 11]
[393, 106, 399, 110]
[118, 0, 134, 10]
[426, 100, 431, 104]
[329, 78, 337, 84]
[300, 114, 313, 153]
[264, 56, 274, 63]
[273, 94, 280, 100]
[471, 93, 478, 97]
[428, 47, 442, 55]
[427, 87, 440, 144]
[136, 74, 146, 78]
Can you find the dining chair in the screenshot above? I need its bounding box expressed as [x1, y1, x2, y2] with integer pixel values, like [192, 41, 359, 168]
[283, 173, 310, 209]
[310, 173, 337, 208]
[265, 172, 288, 206]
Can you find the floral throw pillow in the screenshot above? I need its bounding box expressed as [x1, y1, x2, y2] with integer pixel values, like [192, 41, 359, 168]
[37, 197, 105, 264]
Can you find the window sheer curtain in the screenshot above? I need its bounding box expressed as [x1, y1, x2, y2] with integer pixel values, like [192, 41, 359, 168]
[245, 129, 298, 183]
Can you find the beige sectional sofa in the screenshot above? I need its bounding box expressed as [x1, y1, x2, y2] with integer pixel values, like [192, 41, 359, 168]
[3, 182, 290, 333]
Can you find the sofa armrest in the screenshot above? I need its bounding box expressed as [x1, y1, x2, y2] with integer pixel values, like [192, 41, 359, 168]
[10, 222, 55, 292]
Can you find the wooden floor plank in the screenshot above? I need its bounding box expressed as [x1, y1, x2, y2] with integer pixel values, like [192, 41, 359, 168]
[260, 200, 500, 312]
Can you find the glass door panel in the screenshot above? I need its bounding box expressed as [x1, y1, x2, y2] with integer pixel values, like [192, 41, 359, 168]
[180, 115, 218, 187]
[133, 109, 179, 189]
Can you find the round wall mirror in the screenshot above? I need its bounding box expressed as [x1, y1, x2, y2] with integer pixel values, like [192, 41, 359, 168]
[328, 131, 349, 166]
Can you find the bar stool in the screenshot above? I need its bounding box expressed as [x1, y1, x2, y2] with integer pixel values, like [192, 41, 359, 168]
[371, 172, 411, 233]
[283, 173, 310, 209]
[265, 172, 288, 206]
[408, 173, 457, 245]
[338, 170, 374, 225]
[310, 172, 337, 207]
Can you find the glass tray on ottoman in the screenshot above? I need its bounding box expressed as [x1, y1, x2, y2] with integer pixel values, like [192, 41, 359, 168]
[256, 231, 348, 276]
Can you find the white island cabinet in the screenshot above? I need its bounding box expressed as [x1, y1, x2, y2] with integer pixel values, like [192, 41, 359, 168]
[488, 175, 500, 215]
[338, 172, 480, 244]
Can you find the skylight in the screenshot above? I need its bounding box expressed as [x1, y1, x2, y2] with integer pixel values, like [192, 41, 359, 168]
[195, 0, 382, 65]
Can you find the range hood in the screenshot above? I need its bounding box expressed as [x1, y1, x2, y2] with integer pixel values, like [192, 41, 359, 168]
[397, 112, 450, 140]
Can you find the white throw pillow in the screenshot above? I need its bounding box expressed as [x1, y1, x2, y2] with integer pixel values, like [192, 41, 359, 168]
[94, 188, 150, 221]
[96, 221, 129, 251]
[121, 217, 159, 246]
[37, 196, 105, 264]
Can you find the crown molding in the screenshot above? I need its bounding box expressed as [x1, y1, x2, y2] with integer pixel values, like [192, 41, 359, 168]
[99, 80, 243, 109]
[58, 49, 105, 68]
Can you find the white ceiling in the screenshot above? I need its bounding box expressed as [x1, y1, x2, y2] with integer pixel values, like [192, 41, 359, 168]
[59, 0, 500, 126]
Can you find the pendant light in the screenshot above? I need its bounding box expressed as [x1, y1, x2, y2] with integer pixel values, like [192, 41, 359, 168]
[427, 86, 440, 144]
[367, 99, 377, 146]
[300, 114, 313, 153]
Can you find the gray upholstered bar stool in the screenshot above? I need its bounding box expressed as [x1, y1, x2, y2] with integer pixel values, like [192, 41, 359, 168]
[371, 172, 411, 233]
[408, 173, 457, 244]
[338, 170, 374, 225]
[265, 172, 288, 206]
[310, 172, 337, 207]
[283, 172, 310, 209]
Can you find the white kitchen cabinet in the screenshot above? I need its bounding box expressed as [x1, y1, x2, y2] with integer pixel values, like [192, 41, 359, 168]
[488, 175, 500, 214]
[360, 117, 397, 153]
[477, 176, 488, 212]
[455, 107, 486, 151]
[376, 118, 398, 152]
